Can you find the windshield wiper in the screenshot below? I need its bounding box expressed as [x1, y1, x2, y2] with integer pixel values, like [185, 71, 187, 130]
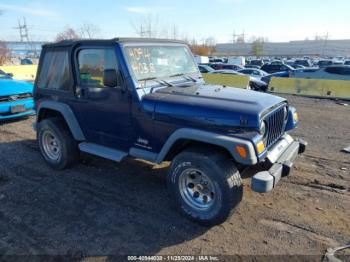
[138, 77, 157, 82]
[169, 73, 185, 78]
[169, 73, 197, 83]
[136, 77, 175, 93]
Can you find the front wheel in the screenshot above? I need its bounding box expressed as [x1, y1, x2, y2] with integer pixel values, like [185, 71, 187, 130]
[167, 147, 243, 226]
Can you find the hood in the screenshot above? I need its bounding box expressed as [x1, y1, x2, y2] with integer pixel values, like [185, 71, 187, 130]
[0, 79, 34, 96]
[142, 84, 286, 130]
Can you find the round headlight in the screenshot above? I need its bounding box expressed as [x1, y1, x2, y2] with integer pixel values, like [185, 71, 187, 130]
[259, 121, 267, 136]
[283, 107, 288, 121]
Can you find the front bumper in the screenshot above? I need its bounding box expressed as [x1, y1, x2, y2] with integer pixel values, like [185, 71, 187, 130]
[251, 134, 307, 193]
[0, 99, 35, 120]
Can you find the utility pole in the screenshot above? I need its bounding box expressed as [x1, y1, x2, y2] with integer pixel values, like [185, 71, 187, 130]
[231, 30, 245, 44]
[140, 25, 144, 37]
[13, 17, 37, 57]
[14, 17, 30, 42]
[232, 30, 236, 44]
[322, 32, 329, 56]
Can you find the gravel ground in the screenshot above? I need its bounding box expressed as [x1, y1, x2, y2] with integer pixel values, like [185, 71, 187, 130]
[0, 95, 349, 260]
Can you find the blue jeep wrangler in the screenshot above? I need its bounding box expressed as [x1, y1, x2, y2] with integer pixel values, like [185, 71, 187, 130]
[33, 38, 307, 225]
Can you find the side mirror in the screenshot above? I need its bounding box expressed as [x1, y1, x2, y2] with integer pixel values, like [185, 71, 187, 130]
[103, 69, 119, 88]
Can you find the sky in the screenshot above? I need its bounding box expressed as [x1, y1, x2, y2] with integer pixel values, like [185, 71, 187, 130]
[0, 0, 350, 43]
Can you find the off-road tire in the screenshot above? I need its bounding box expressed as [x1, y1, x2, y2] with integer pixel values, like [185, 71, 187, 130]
[167, 147, 243, 226]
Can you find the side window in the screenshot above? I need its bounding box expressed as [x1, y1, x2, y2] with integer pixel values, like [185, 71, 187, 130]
[37, 51, 71, 90]
[325, 67, 341, 75]
[78, 48, 118, 88]
[340, 67, 350, 75]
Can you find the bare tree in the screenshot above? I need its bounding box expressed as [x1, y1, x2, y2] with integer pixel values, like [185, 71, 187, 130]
[78, 23, 100, 39]
[250, 37, 265, 57]
[0, 41, 10, 66]
[55, 27, 80, 42]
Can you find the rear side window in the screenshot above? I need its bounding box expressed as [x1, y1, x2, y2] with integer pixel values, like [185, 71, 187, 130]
[325, 67, 342, 75]
[77, 48, 118, 88]
[340, 67, 350, 75]
[37, 51, 71, 90]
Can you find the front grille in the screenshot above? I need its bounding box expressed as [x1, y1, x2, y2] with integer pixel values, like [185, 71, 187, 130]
[0, 93, 32, 103]
[263, 104, 287, 149]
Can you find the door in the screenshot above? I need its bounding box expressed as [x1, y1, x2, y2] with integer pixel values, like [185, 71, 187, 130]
[73, 46, 132, 150]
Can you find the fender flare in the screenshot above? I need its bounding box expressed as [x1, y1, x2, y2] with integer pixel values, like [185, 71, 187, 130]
[155, 128, 257, 165]
[36, 101, 85, 141]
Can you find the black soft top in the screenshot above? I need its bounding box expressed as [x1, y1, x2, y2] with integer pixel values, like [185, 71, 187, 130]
[43, 38, 187, 49]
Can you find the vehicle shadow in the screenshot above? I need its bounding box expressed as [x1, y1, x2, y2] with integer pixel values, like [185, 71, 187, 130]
[0, 139, 209, 258]
[0, 116, 34, 126]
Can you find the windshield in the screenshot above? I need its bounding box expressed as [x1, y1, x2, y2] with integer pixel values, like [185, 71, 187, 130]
[124, 45, 198, 82]
[0, 70, 11, 79]
[318, 61, 332, 66]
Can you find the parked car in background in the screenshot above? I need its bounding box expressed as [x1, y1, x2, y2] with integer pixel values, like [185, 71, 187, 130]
[208, 63, 244, 71]
[317, 60, 334, 68]
[261, 64, 294, 74]
[209, 57, 224, 63]
[270, 60, 284, 65]
[344, 60, 350, 65]
[198, 64, 214, 73]
[333, 60, 344, 65]
[227, 56, 245, 66]
[20, 58, 33, 65]
[262, 59, 271, 64]
[249, 59, 264, 67]
[194, 56, 209, 64]
[293, 64, 305, 69]
[209, 69, 243, 76]
[0, 71, 35, 120]
[261, 71, 291, 85]
[209, 70, 268, 91]
[291, 65, 350, 81]
[237, 68, 268, 79]
[294, 59, 312, 67]
[208, 63, 224, 70]
[222, 64, 244, 71]
[244, 65, 261, 69]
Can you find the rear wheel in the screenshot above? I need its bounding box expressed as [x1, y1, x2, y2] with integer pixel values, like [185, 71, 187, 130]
[167, 147, 243, 226]
[37, 118, 79, 170]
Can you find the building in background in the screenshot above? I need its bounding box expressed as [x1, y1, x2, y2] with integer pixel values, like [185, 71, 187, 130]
[215, 39, 350, 57]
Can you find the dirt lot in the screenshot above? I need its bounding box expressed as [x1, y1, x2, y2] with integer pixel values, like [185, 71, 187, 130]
[0, 95, 349, 260]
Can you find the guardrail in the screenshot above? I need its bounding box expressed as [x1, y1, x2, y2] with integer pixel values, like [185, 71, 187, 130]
[202, 73, 250, 89]
[0, 65, 38, 82]
[268, 77, 350, 100]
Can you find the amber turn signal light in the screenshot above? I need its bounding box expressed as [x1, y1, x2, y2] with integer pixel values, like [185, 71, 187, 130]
[236, 145, 247, 159]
